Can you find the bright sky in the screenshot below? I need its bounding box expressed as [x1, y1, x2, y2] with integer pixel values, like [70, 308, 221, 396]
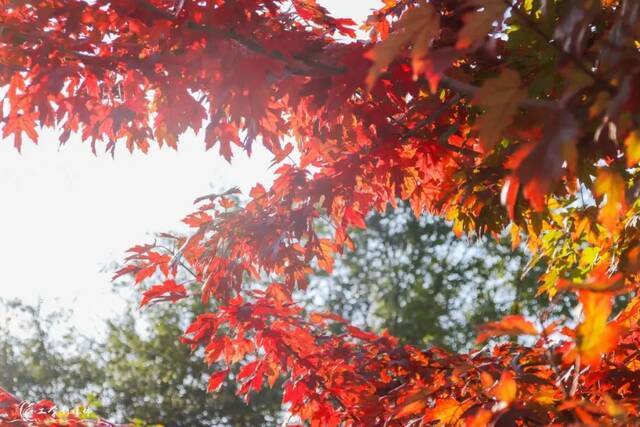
[0, 0, 379, 335]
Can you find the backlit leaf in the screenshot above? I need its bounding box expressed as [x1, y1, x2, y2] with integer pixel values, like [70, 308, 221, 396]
[366, 2, 439, 88]
[505, 109, 578, 212]
[491, 371, 517, 404]
[576, 291, 622, 366]
[456, 0, 506, 50]
[207, 370, 229, 393]
[595, 169, 627, 229]
[473, 69, 526, 152]
[625, 130, 640, 167]
[477, 314, 538, 343]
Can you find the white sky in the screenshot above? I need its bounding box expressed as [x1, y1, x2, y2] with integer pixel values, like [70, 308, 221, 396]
[0, 0, 379, 335]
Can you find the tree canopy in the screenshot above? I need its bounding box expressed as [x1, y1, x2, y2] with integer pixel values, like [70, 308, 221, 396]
[2, 0, 640, 425]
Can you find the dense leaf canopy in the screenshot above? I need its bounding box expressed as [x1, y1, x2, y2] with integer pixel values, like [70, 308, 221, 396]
[2, 0, 640, 425]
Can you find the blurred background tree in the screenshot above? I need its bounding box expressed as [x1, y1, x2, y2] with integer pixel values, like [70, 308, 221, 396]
[0, 295, 281, 426]
[309, 204, 573, 351]
[0, 299, 103, 405]
[99, 293, 282, 426]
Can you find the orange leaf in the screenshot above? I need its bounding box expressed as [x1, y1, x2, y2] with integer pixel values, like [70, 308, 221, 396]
[491, 371, 517, 404]
[476, 314, 538, 343]
[558, 263, 624, 293]
[394, 398, 427, 419]
[466, 408, 493, 427]
[624, 130, 640, 167]
[576, 290, 622, 366]
[594, 168, 627, 229]
[426, 397, 472, 424]
[480, 371, 494, 389]
[616, 294, 640, 328]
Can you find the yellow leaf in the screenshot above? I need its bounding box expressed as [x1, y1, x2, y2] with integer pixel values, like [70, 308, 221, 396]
[534, 388, 559, 405]
[576, 290, 622, 366]
[473, 69, 526, 152]
[616, 293, 640, 328]
[510, 223, 522, 250]
[604, 394, 626, 419]
[624, 130, 640, 167]
[594, 169, 627, 229]
[316, 238, 334, 273]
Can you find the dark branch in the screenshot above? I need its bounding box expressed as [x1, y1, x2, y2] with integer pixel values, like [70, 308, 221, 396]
[439, 75, 560, 109]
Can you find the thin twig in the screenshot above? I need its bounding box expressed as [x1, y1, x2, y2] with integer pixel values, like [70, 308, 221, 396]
[569, 355, 581, 397]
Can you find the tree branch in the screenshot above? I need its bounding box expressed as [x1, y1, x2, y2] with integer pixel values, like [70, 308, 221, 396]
[439, 75, 560, 109]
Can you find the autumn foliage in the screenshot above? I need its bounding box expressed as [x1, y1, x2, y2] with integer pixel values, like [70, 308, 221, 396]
[2, 0, 640, 425]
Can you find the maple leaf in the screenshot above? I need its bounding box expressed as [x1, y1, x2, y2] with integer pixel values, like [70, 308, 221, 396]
[207, 370, 229, 393]
[456, 0, 507, 50]
[594, 168, 627, 229]
[3, 114, 38, 152]
[426, 398, 472, 424]
[393, 390, 429, 419]
[476, 314, 538, 343]
[413, 47, 459, 93]
[558, 263, 624, 293]
[365, 2, 440, 88]
[314, 238, 335, 273]
[139, 279, 187, 308]
[576, 291, 622, 366]
[394, 399, 426, 419]
[624, 130, 640, 166]
[473, 69, 526, 152]
[503, 109, 579, 214]
[5, 1, 640, 425]
[466, 408, 494, 427]
[343, 206, 366, 228]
